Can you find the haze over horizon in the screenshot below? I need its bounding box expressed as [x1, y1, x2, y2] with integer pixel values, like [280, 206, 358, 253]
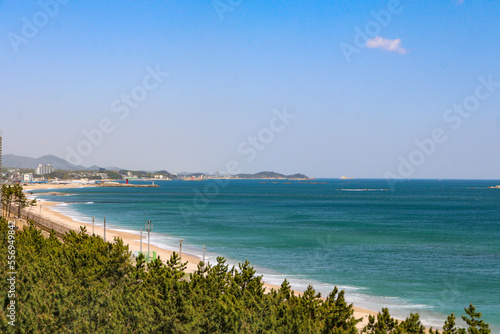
[1, 1, 499, 179]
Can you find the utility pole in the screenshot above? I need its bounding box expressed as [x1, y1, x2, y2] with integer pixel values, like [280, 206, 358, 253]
[103, 215, 106, 242]
[92, 216, 95, 235]
[179, 239, 184, 260]
[145, 220, 153, 262]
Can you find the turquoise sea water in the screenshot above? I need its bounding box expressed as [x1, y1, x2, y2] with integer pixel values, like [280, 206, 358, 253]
[31, 179, 500, 330]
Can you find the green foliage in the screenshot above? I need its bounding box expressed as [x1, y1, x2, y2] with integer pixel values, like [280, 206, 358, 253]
[461, 304, 491, 334]
[321, 287, 360, 334]
[105, 170, 123, 180]
[0, 217, 493, 333]
[46, 170, 70, 179]
[361, 304, 492, 334]
[363, 308, 398, 334]
[395, 313, 425, 334]
[443, 313, 467, 334]
[1, 184, 36, 218]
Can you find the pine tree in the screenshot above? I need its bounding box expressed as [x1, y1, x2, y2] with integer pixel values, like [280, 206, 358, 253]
[396, 313, 425, 334]
[363, 308, 398, 334]
[321, 287, 360, 334]
[462, 304, 491, 334]
[443, 313, 464, 334]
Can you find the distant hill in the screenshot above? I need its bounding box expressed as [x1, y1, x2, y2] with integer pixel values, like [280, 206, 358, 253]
[181, 171, 309, 179]
[2, 154, 102, 171]
[104, 166, 123, 171]
[236, 171, 309, 179]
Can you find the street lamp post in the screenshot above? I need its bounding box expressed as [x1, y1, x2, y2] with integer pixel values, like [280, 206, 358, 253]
[145, 220, 153, 262]
[179, 239, 184, 260]
[203, 245, 206, 269]
[140, 227, 143, 255]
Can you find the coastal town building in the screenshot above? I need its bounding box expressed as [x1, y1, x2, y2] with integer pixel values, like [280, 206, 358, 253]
[35, 164, 55, 175]
[23, 173, 34, 183]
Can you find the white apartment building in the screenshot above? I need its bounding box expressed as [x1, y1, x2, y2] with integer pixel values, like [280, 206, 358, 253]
[35, 164, 54, 175]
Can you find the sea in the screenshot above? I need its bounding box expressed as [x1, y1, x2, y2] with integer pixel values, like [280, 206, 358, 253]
[29, 179, 500, 330]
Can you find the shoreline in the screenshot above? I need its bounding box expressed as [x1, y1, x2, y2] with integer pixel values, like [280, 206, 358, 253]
[23, 184, 202, 272]
[22, 183, 438, 332]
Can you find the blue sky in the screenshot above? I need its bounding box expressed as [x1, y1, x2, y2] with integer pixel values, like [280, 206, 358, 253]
[1, 0, 499, 178]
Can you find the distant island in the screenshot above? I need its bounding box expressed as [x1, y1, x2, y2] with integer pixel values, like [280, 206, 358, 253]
[234, 171, 309, 180]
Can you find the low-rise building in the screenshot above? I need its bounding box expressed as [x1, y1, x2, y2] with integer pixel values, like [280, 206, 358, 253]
[23, 173, 33, 182]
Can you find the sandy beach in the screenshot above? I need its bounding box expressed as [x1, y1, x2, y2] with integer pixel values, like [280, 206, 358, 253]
[21, 183, 383, 331]
[23, 183, 202, 272]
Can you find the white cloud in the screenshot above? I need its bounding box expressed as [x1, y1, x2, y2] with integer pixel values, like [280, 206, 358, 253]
[365, 36, 409, 54]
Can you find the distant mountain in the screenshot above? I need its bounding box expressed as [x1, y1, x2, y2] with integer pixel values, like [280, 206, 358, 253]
[180, 171, 309, 179]
[236, 171, 309, 179]
[177, 172, 197, 176]
[104, 166, 123, 171]
[2, 154, 102, 171]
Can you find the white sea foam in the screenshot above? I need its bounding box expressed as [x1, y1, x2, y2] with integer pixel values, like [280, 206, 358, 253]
[49, 203, 93, 225]
[148, 235, 202, 259]
[113, 228, 142, 235]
